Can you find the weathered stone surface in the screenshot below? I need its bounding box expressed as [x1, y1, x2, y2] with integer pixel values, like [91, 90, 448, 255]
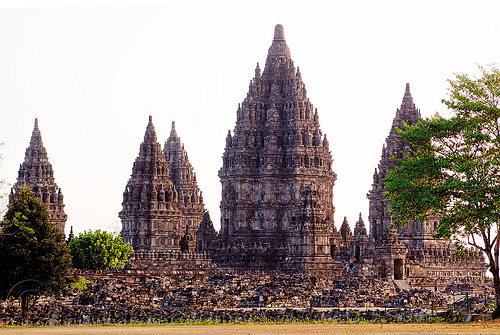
[8, 25, 486, 287]
[120, 117, 212, 269]
[0, 269, 493, 325]
[367, 84, 421, 244]
[163, 121, 205, 253]
[362, 85, 487, 282]
[217, 24, 339, 273]
[10, 118, 67, 233]
[119, 116, 182, 252]
[195, 211, 218, 258]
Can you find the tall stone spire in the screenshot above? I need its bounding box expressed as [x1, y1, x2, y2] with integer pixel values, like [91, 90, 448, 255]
[10, 118, 67, 233]
[367, 84, 421, 243]
[163, 121, 205, 252]
[120, 116, 182, 252]
[218, 25, 338, 272]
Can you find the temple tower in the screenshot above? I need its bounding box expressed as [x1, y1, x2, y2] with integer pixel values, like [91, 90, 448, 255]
[363, 85, 487, 281]
[195, 211, 218, 258]
[367, 84, 422, 244]
[339, 216, 352, 248]
[367, 84, 446, 249]
[218, 24, 337, 271]
[163, 121, 206, 252]
[10, 118, 67, 233]
[351, 213, 369, 261]
[119, 116, 182, 252]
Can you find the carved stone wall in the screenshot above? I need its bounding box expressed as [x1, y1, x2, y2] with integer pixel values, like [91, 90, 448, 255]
[119, 116, 182, 252]
[218, 24, 338, 272]
[163, 121, 205, 252]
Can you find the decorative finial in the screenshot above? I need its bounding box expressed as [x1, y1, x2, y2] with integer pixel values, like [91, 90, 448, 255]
[274, 24, 285, 40]
[29, 117, 43, 147]
[144, 115, 157, 142]
[255, 63, 261, 78]
[267, 24, 291, 58]
[169, 121, 178, 139]
[401, 83, 414, 106]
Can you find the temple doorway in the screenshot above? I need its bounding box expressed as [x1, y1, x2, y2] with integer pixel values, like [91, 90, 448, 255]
[394, 259, 404, 280]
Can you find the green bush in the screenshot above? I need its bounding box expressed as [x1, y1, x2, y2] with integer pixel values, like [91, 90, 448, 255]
[69, 229, 133, 270]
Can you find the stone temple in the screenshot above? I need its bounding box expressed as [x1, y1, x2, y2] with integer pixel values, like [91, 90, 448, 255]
[114, 24, 486, 283]
[216, 24, 340, 273]
[352, 84, 487, 283]
[0, 23, 477, 284]
[119, 116, 212, 269]
[10, 118, 67, 234]
[163, 121, 205, 253]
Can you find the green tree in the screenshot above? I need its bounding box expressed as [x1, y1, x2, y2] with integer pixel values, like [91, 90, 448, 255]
[384, 64, 500, 318]
[69, 229, 133, 270]
[0, 187, 71, 317]
[71, 276, 91, 305]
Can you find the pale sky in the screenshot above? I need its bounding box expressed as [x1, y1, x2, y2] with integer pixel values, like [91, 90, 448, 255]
[0, 0, 499, 236]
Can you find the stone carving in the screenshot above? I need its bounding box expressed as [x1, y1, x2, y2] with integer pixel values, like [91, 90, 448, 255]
[367, 84, 421, 244]
[119, 116, 182, 252]
[217, 24, 339, 273]
[361, 84, 487, 281]
[195, 211, 218, 258]
[119, 116, 213, 269]
[163, 121, 205, 252]
[10, 118, 67, 233]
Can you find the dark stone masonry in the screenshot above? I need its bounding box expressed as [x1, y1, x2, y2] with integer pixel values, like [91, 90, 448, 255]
[217, 24, 338, 273]
[4, 24, 492, 322]
[0, 270, 493, 325]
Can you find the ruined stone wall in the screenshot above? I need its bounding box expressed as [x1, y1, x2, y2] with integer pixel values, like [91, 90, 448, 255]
[0, 270, 493, 325]
[129, 250, 213, 270]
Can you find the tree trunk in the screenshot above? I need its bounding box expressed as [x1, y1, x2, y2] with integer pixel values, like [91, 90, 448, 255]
[489, 257, 500, 319]
[21, 294, 28, 320]
[494, 276, 500, 319]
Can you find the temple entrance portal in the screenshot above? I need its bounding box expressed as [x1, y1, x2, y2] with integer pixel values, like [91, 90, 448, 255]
[394, 259, 404, 280]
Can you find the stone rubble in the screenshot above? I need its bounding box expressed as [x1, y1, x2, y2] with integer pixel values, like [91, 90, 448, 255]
[0, 270, 493, 325]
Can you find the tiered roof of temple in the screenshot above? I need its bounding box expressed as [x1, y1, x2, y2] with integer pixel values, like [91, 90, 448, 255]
[359, 84, 487, 281]
[119, 116, 213, 269]
[119, 116, 182, 252]
[367, 83, 421, 244]
[10, 118, 67, 233]
[163, 121, 205, 252]
[217, 24, 339, 272]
